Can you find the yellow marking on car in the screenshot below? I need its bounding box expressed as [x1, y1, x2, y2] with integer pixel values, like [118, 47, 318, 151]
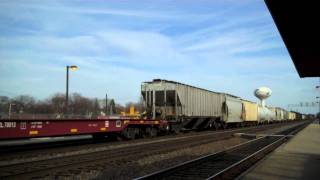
[70, 128, 78, 133]
[100, 127, 107, 131]
[29, 130, 38, 135]
[124, 120, 130, 124]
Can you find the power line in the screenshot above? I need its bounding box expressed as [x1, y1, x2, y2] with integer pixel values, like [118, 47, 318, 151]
[288, 102, 318, 108]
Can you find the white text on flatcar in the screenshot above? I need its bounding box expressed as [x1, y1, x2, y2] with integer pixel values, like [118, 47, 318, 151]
[0, 122, 16, 128]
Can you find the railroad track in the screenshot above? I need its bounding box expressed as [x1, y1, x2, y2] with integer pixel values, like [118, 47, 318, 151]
[135, 121, 309, 180]
[0, 122, 291, 163]
[0, 136, 103, 153]
[0, 121, 305, 179]
[0, 121, 296, 155]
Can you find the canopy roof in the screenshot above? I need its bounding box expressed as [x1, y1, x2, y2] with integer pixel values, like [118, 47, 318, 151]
[265, 0, 320, 77]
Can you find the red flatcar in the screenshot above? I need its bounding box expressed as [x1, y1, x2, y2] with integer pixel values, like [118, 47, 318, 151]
[0, 117, 168, 140]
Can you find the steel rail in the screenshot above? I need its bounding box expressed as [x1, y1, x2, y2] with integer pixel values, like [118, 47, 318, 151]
[208, 121, 308, 180]
[0, 122, 301, 179]
[135, 121, 309, 180]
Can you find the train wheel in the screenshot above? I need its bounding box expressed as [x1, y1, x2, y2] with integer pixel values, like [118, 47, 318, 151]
[170, 124, 182, 134]
[146, 127, 158, 137]
[240, 122, 245, 127]
[236, 123, 240, 128]
[122, 127, 137, 140]
[150, 127, 158, 137]
[213, 121, 219, 130]
[223, 123, 228, 129]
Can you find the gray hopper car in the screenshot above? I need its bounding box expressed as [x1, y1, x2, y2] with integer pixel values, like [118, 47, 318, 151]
[141, 79, 242, 131]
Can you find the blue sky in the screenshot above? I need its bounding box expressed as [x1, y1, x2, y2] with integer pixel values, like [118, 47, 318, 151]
[0, 0, 318, 113]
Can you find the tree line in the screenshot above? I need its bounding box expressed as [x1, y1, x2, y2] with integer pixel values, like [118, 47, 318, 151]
[0, 93, 145, 119]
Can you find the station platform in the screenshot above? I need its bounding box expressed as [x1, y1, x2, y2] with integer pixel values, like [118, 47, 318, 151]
[241, 120, 320, 180]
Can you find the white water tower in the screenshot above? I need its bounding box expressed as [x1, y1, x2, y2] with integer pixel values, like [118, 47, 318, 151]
[254, 87, 272, 107]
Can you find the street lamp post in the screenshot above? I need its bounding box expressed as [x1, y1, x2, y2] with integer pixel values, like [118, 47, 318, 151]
[66, 65, 78, 117]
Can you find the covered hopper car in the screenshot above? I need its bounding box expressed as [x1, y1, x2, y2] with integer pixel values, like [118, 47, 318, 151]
[141, 79, 224, 131]
[142, 79, 280, 131]
[241, 100, 259, 125]
[275, 107, 285, 121]
[288, 112, 296, 120]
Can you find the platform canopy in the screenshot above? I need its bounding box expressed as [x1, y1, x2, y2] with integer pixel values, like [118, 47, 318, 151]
[265, 0, 320, 77]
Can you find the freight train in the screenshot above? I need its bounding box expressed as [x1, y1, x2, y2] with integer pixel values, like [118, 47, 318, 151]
[141, 79, 309, 132]
[0, 79, 312, 140]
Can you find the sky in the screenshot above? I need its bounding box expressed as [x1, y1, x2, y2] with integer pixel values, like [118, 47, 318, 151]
[0, 0, 319, 114]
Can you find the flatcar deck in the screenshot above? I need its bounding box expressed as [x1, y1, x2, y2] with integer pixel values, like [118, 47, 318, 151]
[0, 118, 167, 139]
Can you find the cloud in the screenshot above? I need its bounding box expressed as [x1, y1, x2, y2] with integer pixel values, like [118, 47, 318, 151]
[0, 0, 318, 113]
[0, 35, 102, 56]
[182, 26, 282, 53]
[0, 1, 218, 21]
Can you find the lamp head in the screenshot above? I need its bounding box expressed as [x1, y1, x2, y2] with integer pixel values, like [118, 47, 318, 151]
[69, 65, 78, 70]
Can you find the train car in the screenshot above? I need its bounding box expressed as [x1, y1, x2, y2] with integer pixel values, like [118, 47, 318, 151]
[141, 79, 243, 131]
[271, 107, 285, 122]
[283, 109, 289, 121]
[241, 99, 259, 125]
[292, 111, 297, 120]
[280, 108, 286, 121]
[257, 105, 273, 124]
[306, 114, 316, 120]
[292, 112, 297, 120]
[293, 111, 302, 120]
[222, 94, 243, 125]
[274, 107, 281, 122]
[0, 117, 169, 140]
[288, 111, 296, 120]
[141, 79, 223, 131]
[268, 107, 276, 123]
[287, 112, 292, 120]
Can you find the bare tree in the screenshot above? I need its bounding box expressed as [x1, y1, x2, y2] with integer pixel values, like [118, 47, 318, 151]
[92, 98, 100, 116]
[70, 93, 93, 115]
[50, 93, 65, 114]
[0, 93, 119, 118]
[13, 95, 36, 113]
[33, 100, 52, 114]
[0, 96, 10, 116]
[115, 103, 125, 114]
